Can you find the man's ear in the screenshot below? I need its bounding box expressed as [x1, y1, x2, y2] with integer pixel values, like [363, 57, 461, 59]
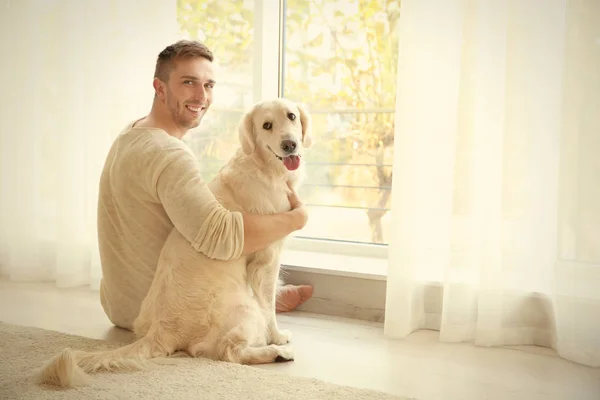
[238, 106, 256, 154]
[297, 103, 313, 148]
[153, 77, 166, 100]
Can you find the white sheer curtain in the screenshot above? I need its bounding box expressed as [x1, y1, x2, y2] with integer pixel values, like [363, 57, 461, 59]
[385, 0, 600, 367]
[0, 0, 179, 289]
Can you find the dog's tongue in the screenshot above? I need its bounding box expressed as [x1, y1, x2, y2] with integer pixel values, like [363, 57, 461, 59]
[283, 155, 300, 171]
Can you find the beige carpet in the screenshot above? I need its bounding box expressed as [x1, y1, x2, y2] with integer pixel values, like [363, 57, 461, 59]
[0, 322, 412, 400]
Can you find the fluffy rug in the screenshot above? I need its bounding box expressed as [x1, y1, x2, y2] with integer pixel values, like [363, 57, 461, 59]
[0, 322, 412, 400]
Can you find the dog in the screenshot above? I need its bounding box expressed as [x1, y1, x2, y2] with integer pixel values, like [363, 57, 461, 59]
[38, 97, 313, 388]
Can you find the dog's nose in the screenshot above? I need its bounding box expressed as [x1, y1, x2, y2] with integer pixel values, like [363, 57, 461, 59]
[280, 139, 297, 154]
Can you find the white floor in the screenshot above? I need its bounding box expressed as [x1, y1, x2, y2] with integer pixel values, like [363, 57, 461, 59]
[0, 279, 598, 400]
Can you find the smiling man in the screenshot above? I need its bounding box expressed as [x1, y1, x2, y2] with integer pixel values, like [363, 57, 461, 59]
[97, 40, 313, 331]
[135, 45, 215, 138]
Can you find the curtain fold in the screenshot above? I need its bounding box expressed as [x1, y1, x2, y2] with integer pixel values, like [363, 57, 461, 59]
[0, 0, 179, 290]
[385, 0, 600, 367]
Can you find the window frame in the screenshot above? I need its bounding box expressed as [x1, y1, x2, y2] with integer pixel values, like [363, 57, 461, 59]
[252, 0, 391, 264]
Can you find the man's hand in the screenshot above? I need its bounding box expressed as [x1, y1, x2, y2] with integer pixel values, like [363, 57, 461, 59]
[287, 181, 303, 210]
[287, 181, 308, 230]
[240, 182, 309, 255]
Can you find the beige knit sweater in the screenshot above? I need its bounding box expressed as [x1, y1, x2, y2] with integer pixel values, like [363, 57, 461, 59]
[97, 122, 244, 330]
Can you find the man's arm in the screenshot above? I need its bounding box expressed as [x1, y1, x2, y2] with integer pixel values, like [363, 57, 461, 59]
[153, 146, 306, 260]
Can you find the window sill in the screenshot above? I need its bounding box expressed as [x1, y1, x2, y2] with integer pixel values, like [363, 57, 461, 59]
[280, 250, 388, 281]
[279, 249, 388, 323]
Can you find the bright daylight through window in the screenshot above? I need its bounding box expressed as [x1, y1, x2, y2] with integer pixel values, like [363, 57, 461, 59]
[177, 0, 400, 254]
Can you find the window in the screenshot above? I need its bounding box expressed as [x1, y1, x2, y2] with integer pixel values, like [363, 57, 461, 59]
[177, 0, 400, 262]
[281, 0, 400, 251]
[177, 0, 256, 182]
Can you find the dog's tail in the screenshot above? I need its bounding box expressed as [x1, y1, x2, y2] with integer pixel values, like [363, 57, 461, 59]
[38, 335, 180, 388]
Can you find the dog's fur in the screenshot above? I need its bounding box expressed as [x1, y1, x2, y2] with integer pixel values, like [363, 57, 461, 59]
[38, 98, 313, 388]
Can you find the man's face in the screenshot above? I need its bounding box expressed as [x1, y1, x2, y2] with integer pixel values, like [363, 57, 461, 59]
[158, 57, 215, 131]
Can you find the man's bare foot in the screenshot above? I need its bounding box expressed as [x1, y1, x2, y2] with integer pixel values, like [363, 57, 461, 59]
[276, 284, 313, 313]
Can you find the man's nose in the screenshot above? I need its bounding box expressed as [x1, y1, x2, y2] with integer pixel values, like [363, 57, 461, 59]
[196, 86, 208, 102]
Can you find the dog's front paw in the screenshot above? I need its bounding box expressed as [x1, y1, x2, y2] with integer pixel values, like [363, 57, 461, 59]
[270, 329, 292, 345]
[274, 346, 294, 362]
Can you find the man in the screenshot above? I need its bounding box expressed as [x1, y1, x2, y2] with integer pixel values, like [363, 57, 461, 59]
[98, 40, 313, 331]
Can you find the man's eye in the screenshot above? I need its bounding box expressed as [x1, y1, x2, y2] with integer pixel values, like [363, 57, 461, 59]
[183, 80, 193, 85]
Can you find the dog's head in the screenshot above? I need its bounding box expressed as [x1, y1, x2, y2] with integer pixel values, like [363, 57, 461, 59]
[238, 98, 313, 172]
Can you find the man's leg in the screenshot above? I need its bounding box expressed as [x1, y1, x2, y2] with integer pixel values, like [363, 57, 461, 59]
[100, 280, 136, 331]
[275, 284, 314, 313]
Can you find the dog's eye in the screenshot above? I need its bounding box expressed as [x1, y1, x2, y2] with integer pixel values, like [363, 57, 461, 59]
[263, 122, 272, 130]
[288, 113, 296, 121]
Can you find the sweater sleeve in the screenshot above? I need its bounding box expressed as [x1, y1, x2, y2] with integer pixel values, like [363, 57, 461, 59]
[153, 146, 244, 261]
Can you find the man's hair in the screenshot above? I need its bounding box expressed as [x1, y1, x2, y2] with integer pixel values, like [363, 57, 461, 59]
[154, 40, 214, 82]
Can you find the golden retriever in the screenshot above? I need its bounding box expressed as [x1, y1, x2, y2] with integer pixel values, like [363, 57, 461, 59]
[38, 97, 313, 387]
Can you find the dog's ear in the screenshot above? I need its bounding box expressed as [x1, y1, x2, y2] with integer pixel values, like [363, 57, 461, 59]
[297, 103, 313, 148]
[238, 106, 256, 154]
